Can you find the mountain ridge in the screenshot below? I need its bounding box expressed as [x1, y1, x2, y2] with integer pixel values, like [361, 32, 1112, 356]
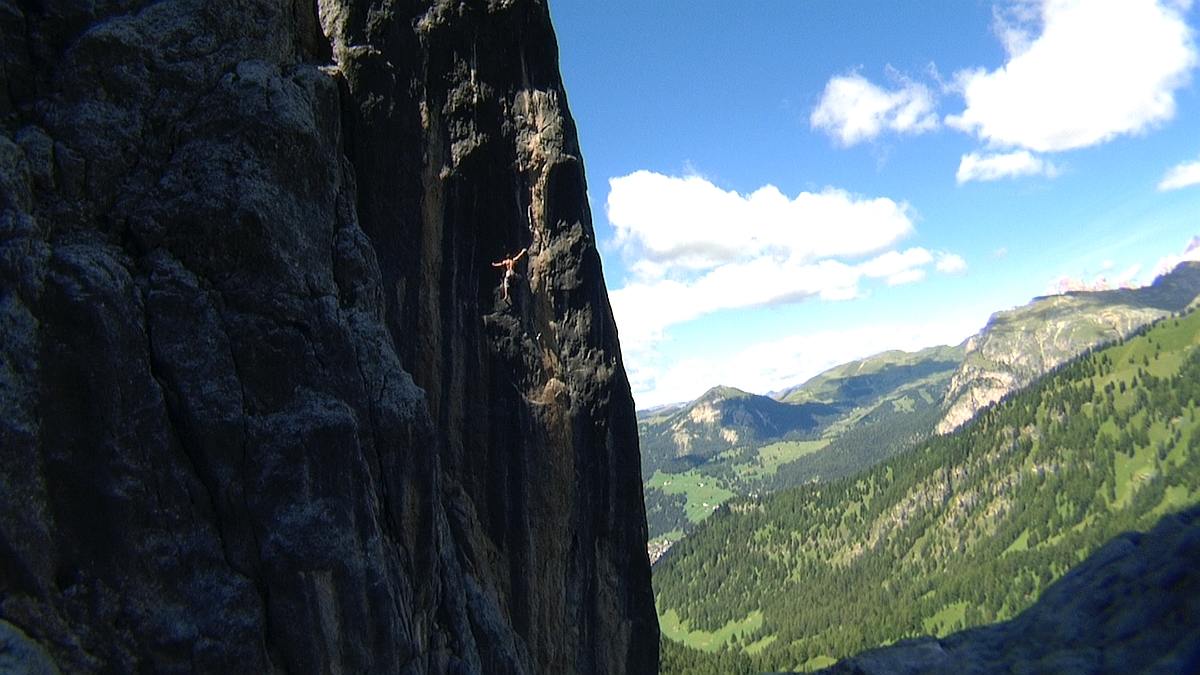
[654, 307, 1200, 672]
[638, 262, 1200, 534]
[937, 261, 1200, 433]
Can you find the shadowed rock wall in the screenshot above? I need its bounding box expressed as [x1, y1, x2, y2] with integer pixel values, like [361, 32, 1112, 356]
[0, 0, 657, 673]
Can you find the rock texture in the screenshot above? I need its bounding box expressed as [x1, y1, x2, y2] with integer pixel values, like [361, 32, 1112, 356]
[936, 262, 1200, 434]
[812, 504, 1200, 675]
[0, 1, 656, 673]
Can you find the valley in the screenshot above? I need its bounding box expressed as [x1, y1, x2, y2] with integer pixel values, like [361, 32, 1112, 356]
[652, 307, 1200, 673]
[640, 347, 962, 557]
[640, 263, 1200, 562]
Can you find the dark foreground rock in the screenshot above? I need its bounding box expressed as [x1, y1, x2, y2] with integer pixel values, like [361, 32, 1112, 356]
[0, 0, 656, 673]
[813, 505, 1200, 675]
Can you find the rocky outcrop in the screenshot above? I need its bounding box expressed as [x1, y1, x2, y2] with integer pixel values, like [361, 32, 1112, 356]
[813, 504, 1200, 674]
[0, 1, 656, 673]
[936, 263, 1200, 434]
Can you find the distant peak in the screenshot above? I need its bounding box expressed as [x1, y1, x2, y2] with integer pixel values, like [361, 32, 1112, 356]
[700, 384, 752, 401]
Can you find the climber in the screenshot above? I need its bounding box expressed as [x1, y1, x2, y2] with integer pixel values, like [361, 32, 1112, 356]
[492, 248, 527, 302]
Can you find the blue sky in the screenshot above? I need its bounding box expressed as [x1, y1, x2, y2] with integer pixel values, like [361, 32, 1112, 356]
[546, 0, 1200, 409]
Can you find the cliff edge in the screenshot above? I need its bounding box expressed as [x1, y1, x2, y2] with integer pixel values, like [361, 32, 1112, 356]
[0, 0, 657, 673]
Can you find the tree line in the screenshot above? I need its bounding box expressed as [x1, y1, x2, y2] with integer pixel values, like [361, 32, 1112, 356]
[655, 313, 1200, 673]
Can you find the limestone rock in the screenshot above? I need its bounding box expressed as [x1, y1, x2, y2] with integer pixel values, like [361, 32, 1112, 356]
[0, 1, 656, 673]
[936, 264, 1200, 435]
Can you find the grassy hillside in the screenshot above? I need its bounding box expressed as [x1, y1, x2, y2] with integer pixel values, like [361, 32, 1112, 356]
[654, 309, 1200, 673]
[776, 345, 963, 407]
[641, 264, 1200, 555]
[640, 347, 962, 549]
[639, 385, 837, 479]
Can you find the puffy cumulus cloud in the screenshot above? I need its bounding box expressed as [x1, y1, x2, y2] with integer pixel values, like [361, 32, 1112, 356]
[607, 171, 915, 276]
[810, 71, 939, 146]
[629, 317, 988, 409]
[609, 254, 887, 353]
[946, 0, 1198, 153]
[935, 252, 969, 275]
[882, 268, 927, 286]
[609, 246, 946, 356]
[1157, 158, 1200, 191]
[955, 150, 1061, 183]
[605, 171, 970, 393]
[858, 247, 934, 283]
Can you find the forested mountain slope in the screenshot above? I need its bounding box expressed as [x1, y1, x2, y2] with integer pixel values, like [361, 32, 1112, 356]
[810, 502, 1200, 674]
[655, 308, 1200, 673]
[776, 346, 964, 407]
[641, 264, 1200, 557]
[641, 347, 962, 553]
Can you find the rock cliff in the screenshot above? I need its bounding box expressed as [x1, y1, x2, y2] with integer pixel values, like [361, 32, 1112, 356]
[0, 1, 657, 673]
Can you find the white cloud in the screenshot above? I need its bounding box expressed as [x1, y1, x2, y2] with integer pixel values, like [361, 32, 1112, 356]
[956, 150, 1060, 183]
[610, 252, 928, 353]
[1157, 158, 1200, 190]
[607, 171, 915, 276]
[606, 171, 970, 403]
[992, 0, 1044, 57]
[946, 0, 1198, 152]
[858, 247, 934, 280]
[1150, 234, 1200, 277]
[629, 317, 988, 409]
[884, 268, 927, 286]
[935, 252, 969, 275]
[811, 71, 939, 146]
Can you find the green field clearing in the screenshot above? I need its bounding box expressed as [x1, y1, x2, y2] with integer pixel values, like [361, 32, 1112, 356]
[649, 529, 684, 547]
[743, 634, 777, 655]
[923, 601, 969, 637]
[648, 470, 736, 522]
[1002, 529, 1030, 556]
[659, 608, 764, 652]
[1152, 484, 1195, 518]
[734, 439, 830, 479]
[1113, 441, 1159, 508]
[800, 655, 838, 672]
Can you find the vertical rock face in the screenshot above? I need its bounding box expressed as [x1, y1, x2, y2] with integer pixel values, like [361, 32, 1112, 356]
[0, 0, 657, 673]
